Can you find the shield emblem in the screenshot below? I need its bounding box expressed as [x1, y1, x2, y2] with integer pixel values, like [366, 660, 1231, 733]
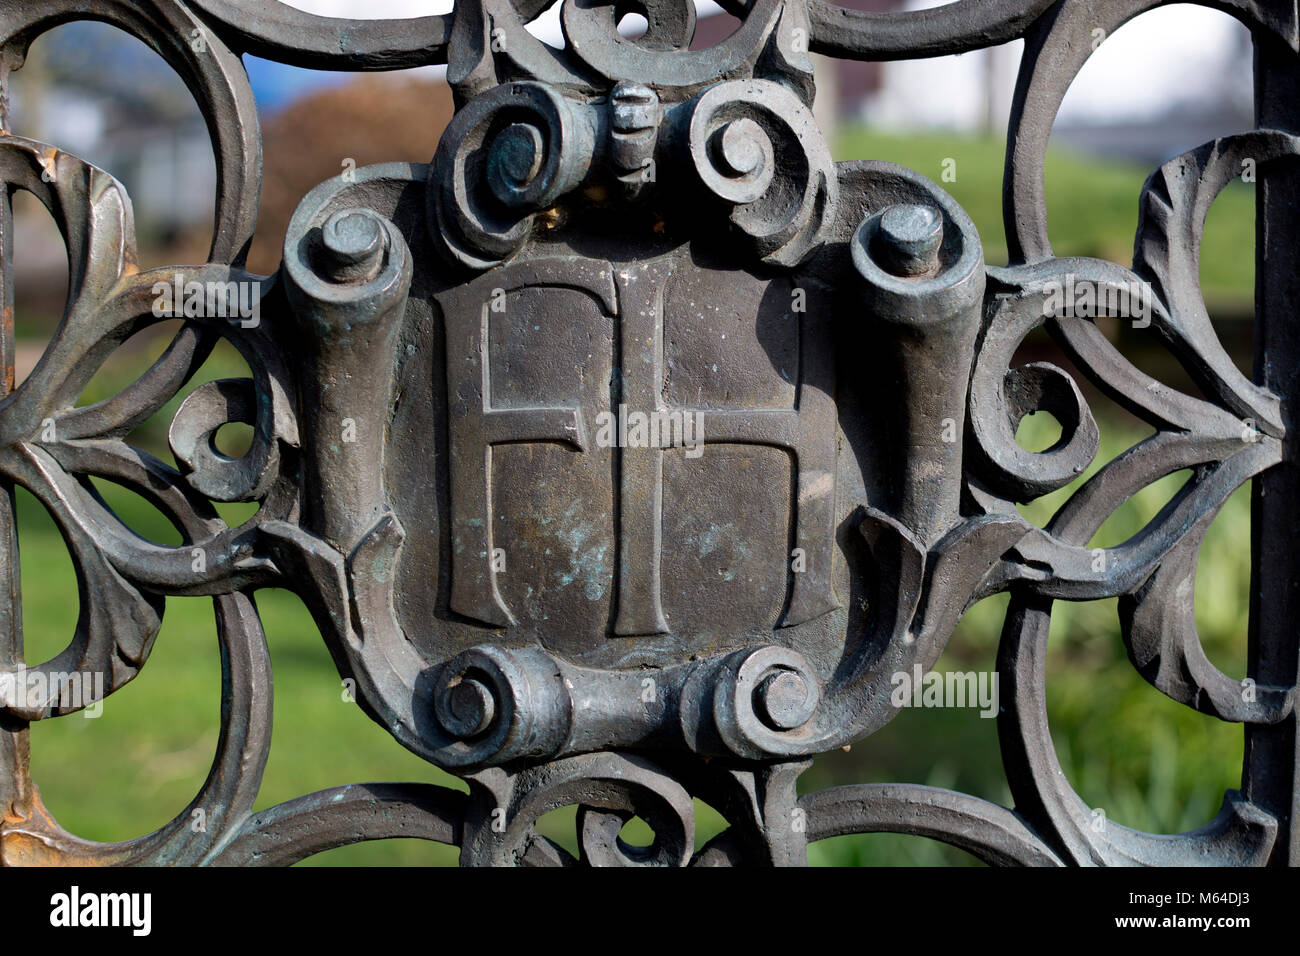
[271, 0, 990, 777]
[431, 251, 841, 650]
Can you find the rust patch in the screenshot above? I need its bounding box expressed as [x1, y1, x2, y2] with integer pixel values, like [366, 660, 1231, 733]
[1, 785, 109, 867]
[37, 145, 58, 184]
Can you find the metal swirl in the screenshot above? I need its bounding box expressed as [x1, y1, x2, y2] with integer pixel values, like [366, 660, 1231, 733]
[430, 645, 572, 768]
[711, 646, 822, 760]
[460, 752, 695, 867]
[685, 79, 836, 267]
[968, 267, 1102, 502]
[427, 81, 595, 270]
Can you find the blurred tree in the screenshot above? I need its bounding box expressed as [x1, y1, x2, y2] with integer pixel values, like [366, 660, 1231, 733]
[248, 73, 454, 274]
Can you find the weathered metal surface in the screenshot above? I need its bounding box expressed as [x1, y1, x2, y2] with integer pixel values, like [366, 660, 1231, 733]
[0, 0, 1297, 867]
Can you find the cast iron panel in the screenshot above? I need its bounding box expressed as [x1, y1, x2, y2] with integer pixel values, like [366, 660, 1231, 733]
[0, 0, 1297, 867]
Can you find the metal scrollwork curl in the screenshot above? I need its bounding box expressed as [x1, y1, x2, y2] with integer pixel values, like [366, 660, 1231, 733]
[685, 79, 836, 268]
[428, 81, 596, 270]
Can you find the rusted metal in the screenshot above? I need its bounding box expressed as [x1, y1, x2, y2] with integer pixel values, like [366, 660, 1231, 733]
[0, 0, 1296, 866]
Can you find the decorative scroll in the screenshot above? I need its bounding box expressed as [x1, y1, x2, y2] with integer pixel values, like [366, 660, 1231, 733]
[0, 0, 1297, 867]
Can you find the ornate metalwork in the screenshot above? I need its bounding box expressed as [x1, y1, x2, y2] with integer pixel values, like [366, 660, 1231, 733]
[0, 0, 1297, 867]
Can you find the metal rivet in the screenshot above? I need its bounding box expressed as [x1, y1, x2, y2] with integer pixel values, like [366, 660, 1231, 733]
[873, 203, 944, 277]
[488, 123, 546, 206]
[320, 209, 385, 283]
[446, 678, 495, 738]
[755, 670, 815, 731]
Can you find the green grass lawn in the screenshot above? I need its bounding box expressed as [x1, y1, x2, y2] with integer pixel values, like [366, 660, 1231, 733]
[10, 132, 1258, 865]
[803, 408, 1250, 866]
[835, 128, 1255, 313]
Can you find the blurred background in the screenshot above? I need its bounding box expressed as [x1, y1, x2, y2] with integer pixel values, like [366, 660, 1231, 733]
[4, 0, 1259, 865]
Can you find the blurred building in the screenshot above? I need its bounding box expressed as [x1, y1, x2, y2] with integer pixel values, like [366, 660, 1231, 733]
[690, 0, 905, 133]
[9, 23, 215, 244]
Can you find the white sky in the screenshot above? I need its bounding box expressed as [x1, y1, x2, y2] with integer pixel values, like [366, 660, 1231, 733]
[281, 0, 729, 44]
[870, 0, 1251, 129]
[281, 0, 1253, 126]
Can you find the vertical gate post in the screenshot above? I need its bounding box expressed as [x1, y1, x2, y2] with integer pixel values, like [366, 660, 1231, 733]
[0, 181, 31, 844]
[1249, 22, 1300, 867]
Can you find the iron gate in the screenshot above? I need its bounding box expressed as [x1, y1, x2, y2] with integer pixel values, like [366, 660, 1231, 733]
[0, 0, 1297, 867]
